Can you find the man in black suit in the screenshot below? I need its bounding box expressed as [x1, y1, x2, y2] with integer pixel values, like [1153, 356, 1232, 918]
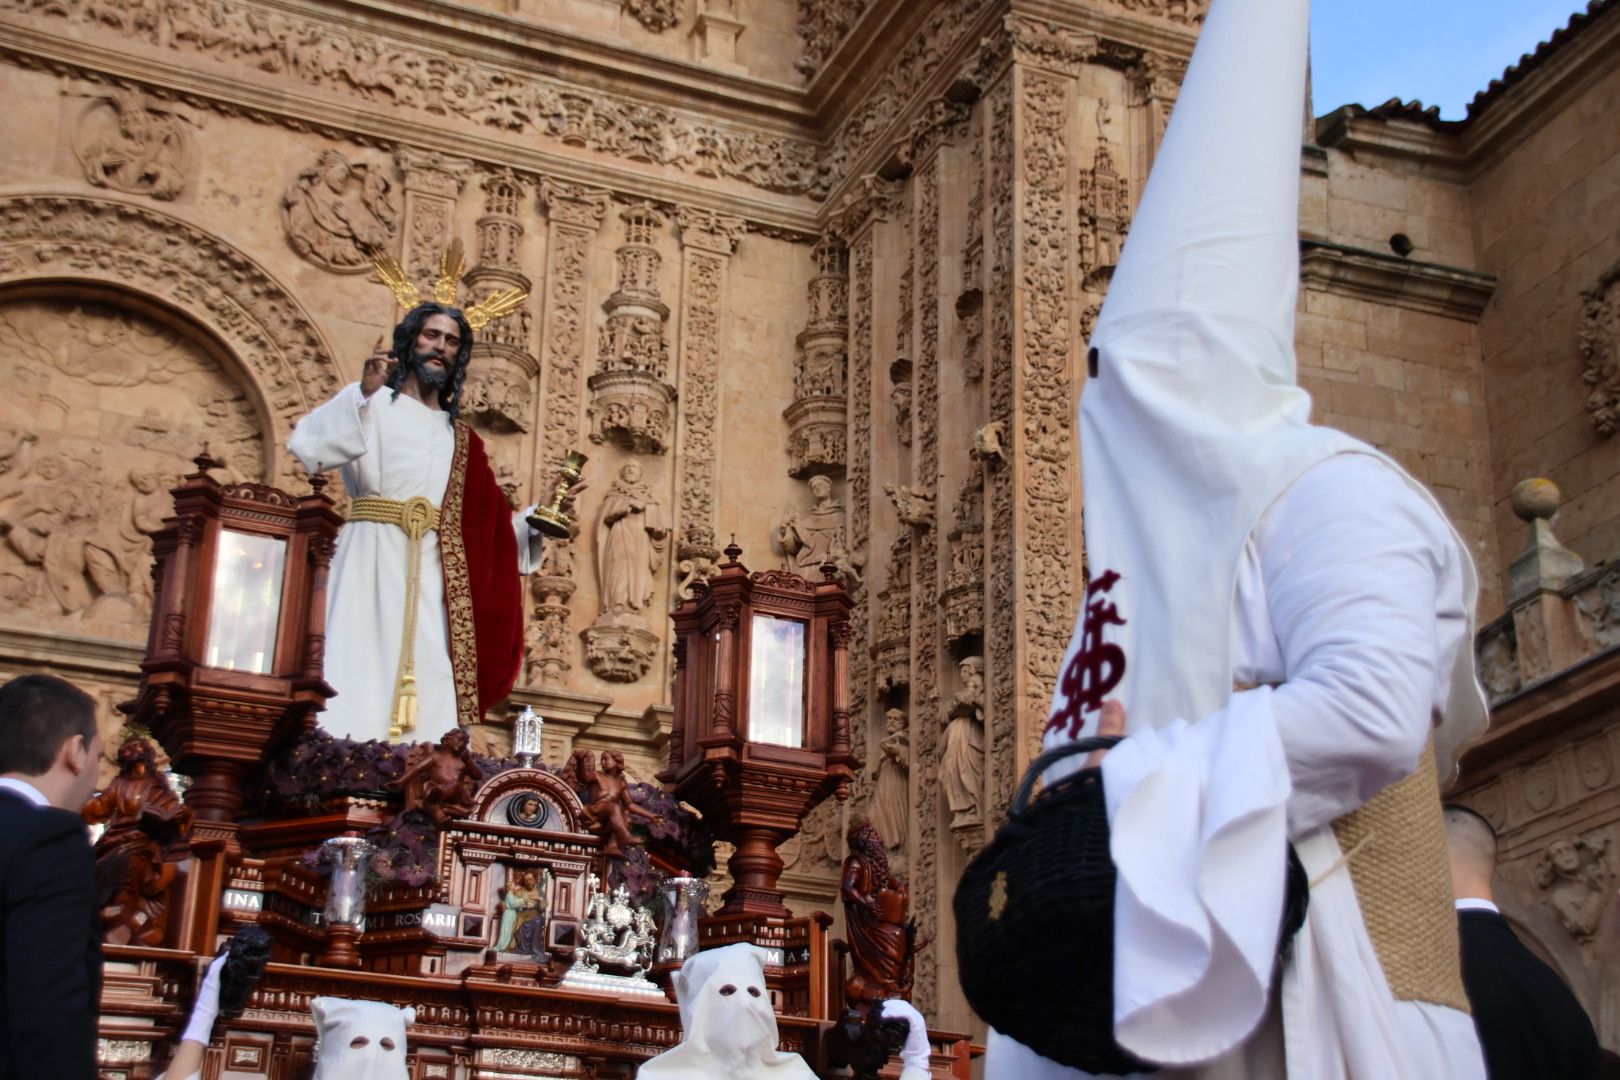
[0, 674, 104, 1080]
[1445, 803, 1603, 1080]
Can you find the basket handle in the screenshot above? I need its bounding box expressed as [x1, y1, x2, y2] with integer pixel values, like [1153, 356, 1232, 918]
[1011, 736, 1125, 815]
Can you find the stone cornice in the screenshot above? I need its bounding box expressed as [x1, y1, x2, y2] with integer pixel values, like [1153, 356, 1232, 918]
[1314, 108, 1469, 183]
[1299, 240, 1497, 322]
[1453, 642, 1620, 785]
[0, 19, 823, 233]
[0, 626, 144, 678]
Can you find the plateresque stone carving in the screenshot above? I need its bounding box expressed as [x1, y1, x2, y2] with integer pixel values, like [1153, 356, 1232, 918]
[281, 149, 400, 273]
[72, 89, 194, 201]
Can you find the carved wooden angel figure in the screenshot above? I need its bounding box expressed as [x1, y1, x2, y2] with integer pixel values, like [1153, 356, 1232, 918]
[82, 734, 194, 946]
[839, 818, 916, 1008]
[392, 727, 483, 827]
[582, 750, 659, 859]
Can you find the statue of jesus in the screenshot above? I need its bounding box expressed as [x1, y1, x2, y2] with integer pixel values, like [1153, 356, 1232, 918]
[289, 300, 575, 743]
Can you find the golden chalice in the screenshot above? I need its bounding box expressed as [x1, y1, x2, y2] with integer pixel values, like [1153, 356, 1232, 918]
[528, 450, 588, 540]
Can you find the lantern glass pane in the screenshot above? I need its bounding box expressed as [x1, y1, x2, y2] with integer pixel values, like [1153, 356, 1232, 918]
[748, 614, 805, 748]
[204, 529, 286, 674]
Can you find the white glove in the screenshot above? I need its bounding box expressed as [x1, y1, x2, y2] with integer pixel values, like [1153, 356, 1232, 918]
[181, 954, 228, 1046]
[880, 998, 931, 1080]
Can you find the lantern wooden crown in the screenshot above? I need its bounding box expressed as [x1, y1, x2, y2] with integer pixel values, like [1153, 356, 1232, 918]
[662, 542, 857, 917]
[124, 451, 342, 825]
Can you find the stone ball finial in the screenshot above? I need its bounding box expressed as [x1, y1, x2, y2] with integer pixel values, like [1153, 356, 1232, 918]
[1511, 478, 1561, 523]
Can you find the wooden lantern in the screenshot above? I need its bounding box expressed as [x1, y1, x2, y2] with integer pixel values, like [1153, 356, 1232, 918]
[122, 451, 341, 949]
[662, 542, 857, 917]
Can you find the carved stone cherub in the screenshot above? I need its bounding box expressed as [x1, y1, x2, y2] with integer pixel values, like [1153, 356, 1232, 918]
[392, 727, 483, 827]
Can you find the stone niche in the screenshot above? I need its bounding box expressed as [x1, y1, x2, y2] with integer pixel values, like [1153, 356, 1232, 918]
[0, 292, 266, 637]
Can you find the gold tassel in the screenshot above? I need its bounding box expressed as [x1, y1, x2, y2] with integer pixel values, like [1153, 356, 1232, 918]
[390, 676, 418, 741]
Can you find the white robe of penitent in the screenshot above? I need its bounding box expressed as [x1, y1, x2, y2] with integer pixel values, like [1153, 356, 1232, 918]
[987, 454, 1485, 1079]
[288, 383, 544, 744]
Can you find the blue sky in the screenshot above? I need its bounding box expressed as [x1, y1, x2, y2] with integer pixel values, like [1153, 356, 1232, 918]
[1310, 1, 1591, 119]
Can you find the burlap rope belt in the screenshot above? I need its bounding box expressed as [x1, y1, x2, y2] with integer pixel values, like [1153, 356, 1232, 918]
[348, 495, 440, 742]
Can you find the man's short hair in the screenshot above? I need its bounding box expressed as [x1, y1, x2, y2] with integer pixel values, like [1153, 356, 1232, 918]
[1443, 802, 1498, 871]
[0, 674, 98, 776]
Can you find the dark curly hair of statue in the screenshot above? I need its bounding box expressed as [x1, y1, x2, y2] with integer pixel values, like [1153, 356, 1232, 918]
[385, 301, 474, 422]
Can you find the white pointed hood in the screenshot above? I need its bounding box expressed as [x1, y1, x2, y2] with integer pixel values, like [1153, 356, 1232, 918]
[1049, 0, 1485, 775]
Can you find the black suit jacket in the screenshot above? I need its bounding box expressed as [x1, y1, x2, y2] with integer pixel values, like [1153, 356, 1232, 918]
[1459, 907, 1601, 1080]
[0, 787, 102, 1080]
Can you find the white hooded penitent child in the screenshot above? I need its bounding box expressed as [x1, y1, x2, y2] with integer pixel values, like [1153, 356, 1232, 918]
[638, 943, 818, 1079]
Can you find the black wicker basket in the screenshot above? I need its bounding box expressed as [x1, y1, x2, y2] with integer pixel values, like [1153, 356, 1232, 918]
[954, 737, 1308, 1075]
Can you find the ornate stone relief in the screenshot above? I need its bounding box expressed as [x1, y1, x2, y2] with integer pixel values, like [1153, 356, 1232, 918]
[530, 181, 611, 686]
[1129, 52, 1190, 158]
[1579, 260, 1620, 436]
[71, 89, 195, 200]
[0, 195, 339, 492]
[941, 476, 985, 647]
[984, 76, 1019, 833]
[883, 484, 935, 530]
[589, 203, 675, 454]
[396, 148, 471, 291]
[1015, 70, 1081, 773]
[785, 236, 850, 478]
[624, 0, 679, 33]
[584, 461, 668, 682]
[672, 206, 744, 605]
[776, 475, 864, 593]
[872, 534, 913, 697]
[1079, 101, 1130, 291]
[280, 149, 399, 273]
[889, 360, 913, 448]
[0, 297, 262, 631]
[1476, 621, 1521, 704]
[2, 0, 833, 197]
[794, 0, 874, 79]
[1534, 834, 1613, 942]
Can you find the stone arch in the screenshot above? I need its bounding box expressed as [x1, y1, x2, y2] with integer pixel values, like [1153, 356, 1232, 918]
[0, 192, 342, 484]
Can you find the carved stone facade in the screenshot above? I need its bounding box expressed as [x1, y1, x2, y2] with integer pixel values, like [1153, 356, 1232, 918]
[1, 0, 1616, 1049]
[589, 203, 675, 454]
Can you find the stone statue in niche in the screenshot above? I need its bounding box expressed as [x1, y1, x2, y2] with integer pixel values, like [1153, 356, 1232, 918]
[82, 734, 194, 946]
[595, 460, 669, 620]
[281, 150, 400, 273]
[941, 656, 986, 837]
[840, 818, 915, 1007]
[1533, 834, 1612, 941]
[777, 475, 864, 590]
[73, 91, 193, 201]
[393, 727, 483, 827]
[869, 707, 909, 856]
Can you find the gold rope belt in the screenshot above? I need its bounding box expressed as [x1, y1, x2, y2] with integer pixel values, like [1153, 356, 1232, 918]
[348, 495, 440, 741]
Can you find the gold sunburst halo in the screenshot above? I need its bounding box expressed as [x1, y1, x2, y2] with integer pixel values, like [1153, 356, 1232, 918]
[434, 239, 467, 305]
[464, 288, 530, 330]
[366, 242, 528, 330]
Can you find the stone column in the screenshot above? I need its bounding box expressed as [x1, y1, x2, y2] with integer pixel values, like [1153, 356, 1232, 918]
[895, 97, 969, 1021]
[588, 202, 675, 454]
[672, 205, 746, 603]
[529, 180, 610, 693]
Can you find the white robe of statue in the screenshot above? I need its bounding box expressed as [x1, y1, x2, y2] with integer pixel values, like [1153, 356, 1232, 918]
[288, 383, 544, 744]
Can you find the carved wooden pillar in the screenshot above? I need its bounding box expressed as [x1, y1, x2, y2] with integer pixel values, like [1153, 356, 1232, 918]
[532, 180, 611, 687]
[394, 148, 471, 287]
[671, 206, 745, 604]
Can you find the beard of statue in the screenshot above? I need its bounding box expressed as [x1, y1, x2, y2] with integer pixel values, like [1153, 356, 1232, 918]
[384, 301, 474, 419]
[405, 346, 450, 391]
